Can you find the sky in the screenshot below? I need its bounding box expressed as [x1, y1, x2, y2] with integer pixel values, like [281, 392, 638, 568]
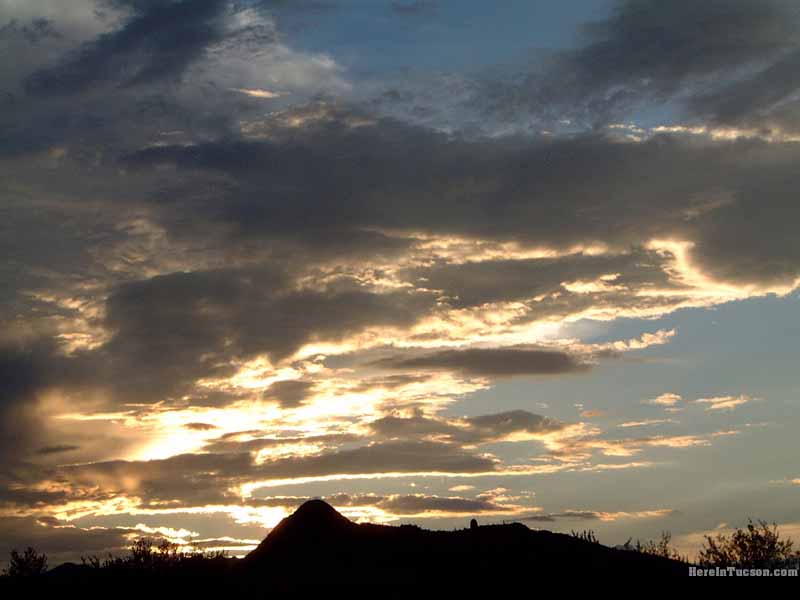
[1, 0, 800, 565]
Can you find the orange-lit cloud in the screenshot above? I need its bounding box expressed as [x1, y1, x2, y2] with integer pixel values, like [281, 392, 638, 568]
[694, 395, 755, 411]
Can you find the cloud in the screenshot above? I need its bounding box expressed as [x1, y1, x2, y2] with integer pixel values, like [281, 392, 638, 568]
[250, 440, 498, 481]
[572, 0, 796, 95]
[229, 87, 284, 99]
[471, 0, 800, 130]
[689, 48, 800, 129]
[369, 409, 568, 445]
[399, 251, 670, 308]
[1, 0, 799, 553]
[375, 494, 505, 515]
[25, 0, 231, 94]
[320, 492, 516, 516]
[546, 430, 739, 462]
[184, 423, 217, 431]
[1, 112, 795, 547]
[694, 395, 754, 411]
[97, 267, 434, 401]
[7, 440, 498, 513]
[35, 445, 81, 455]
[522, 508, 674, 523]
[262, 380, 315, 408]
[643, 393, 682, 407]
[0, 516, 134, 559]
[579, 410, 606, 419]
[448, 485, 474, 492]
[0, 515, 258, 568]
[0, 340, 87, 459]
[617, 419, 677, 428]
[114, 112, 800, 290]
[372, 348, 589, 377]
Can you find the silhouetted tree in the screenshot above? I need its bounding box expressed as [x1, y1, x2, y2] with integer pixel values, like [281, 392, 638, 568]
[3, 547, 48, 577]
[698, 519, 797, 568]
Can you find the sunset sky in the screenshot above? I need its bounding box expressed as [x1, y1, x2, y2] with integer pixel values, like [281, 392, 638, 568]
[2, 0, 800, 565]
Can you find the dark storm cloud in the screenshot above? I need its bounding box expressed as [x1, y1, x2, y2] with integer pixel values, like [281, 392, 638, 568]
[122, 125, 584, 247]
[0, 18, 61, 45]
[688, 48, 800, 130]
[476, 0, 800, 127]
[25, 0, 231, 95]
[100, 267, 434, 401]
[0, 341, 80, 458]
[571, 0, 796, 96]
[125, 118, 800, 286]
[373, 348, 589, 377]
[124, 123, 598, 242]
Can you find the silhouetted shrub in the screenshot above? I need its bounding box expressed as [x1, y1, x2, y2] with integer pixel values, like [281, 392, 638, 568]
[698, 519, 797, 568]
[622, 532, 687, 562]
[3, 547, 48, 577]
[570, 530, 599, 544]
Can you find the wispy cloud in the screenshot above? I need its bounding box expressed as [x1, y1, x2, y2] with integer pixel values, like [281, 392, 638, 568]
[643, 393, 682, 407]
[229, 88, 285, 99]
[694, 395, 755, 411]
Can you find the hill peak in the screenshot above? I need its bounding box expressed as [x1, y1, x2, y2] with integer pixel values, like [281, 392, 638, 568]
[243, 499, 354, 563]
[271, 499, 353, 535]
[291, 499, 344, 521]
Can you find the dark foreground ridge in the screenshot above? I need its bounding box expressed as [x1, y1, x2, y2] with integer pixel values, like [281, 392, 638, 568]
[242, 499, 687, 582]
[5, 500, 688, 592]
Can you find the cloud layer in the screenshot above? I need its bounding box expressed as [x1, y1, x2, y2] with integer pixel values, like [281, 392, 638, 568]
[0, 0, 797, 564]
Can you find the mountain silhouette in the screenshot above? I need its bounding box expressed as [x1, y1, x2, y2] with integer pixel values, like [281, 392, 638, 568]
[240, 499, 687, 585]
[6, 499, 689, 593]
[248, 498, 355, 556]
